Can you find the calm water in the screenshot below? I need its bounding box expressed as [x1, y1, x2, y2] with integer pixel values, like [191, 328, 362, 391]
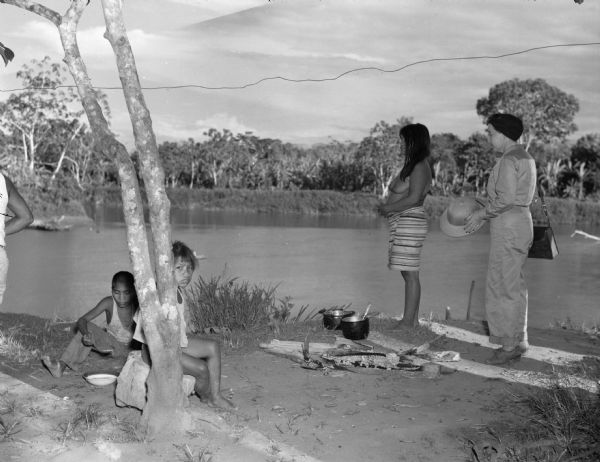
[3, 210, 600, 329]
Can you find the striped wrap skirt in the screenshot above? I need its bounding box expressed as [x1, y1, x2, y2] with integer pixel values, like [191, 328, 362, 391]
[388, 206, 428, 271]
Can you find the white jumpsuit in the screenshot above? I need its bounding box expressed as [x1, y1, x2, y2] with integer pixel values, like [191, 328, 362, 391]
[484, 145, 536, 350]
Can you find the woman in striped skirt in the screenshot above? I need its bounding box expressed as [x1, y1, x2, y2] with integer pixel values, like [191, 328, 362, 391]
[378, 123, 432, 326]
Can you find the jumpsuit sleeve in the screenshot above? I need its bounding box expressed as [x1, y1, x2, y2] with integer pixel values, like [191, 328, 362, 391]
[485, 155, 518, 219]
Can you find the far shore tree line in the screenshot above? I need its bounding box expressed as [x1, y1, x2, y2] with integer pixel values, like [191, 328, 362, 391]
[1, 57, 599, 204]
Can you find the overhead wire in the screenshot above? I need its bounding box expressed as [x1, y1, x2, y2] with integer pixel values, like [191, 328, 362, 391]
[0, 42, 599, 93]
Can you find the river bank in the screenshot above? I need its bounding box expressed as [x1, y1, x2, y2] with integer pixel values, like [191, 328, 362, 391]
[25, 187, 600, 226]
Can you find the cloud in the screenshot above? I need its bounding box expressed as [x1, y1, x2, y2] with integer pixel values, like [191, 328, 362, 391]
[76, 26, 176, 59]
[153, 113, 257, 142]
[3, 0, 598, 147]
[9, 20, 62, 55]
[165, 0, 267, 20]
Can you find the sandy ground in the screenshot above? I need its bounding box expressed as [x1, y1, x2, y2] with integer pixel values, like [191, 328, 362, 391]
[1, 314, 599, 462]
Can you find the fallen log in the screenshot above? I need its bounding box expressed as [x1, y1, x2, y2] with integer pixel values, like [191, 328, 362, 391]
[418, 320, 595, 366]
[571, 229, 600, 241]
[369, 331, 598, 393]
[29, 217, 72, 231]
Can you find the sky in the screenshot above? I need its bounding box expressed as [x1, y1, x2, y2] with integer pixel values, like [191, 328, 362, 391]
[0, 0, 599, 148]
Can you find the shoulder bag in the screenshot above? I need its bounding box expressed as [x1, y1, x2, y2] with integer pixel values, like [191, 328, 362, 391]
[528, 186, 559, 259]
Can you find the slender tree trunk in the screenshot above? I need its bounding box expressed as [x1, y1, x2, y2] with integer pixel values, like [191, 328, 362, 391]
[20, 131, 28, 165]
[50, 122, 84, 182]
[189, 159, 195, 189]
[27, 132, 35, 172]
[0, 0, 187, 437]
[100, 0, 186, 436]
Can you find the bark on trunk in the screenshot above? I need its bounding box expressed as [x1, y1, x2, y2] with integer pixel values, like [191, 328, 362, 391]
[100, 0, 186, 436]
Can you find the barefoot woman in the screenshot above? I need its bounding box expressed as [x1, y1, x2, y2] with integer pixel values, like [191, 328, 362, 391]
[379, 123, 432, 326]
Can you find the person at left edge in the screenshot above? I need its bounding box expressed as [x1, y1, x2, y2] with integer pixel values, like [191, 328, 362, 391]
[0, 171, 34, 305]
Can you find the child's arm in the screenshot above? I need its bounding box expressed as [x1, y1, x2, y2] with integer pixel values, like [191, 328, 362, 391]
[76, 296, 113, 336]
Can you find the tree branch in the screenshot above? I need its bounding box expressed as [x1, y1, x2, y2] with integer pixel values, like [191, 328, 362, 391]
[1, 0, 62, 26]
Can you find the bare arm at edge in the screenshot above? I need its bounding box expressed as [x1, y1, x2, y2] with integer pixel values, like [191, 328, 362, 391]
[4, 175, 34, 235]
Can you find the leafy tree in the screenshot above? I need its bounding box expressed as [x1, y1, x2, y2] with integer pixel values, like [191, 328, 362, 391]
[457, 133, 496, 195]
[570, 133, 600, 196]
[159, 141, 186, 187]
[538, 159, 567, 197]
[476, 78, 579, 150]
[3, 0, 188, 437]
[355, 117, 412, 198]
[431, 133, 461, 195]
[200, 128, 238, 188]
[0, 56, 83, 174]
[527, 139, 571, 166]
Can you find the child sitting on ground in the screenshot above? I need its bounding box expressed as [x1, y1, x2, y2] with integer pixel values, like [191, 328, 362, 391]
[133, 241, 234, 409]
[42, 271, 138, 378]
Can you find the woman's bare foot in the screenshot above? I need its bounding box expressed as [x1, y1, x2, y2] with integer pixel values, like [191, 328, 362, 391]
[41, 356, 65, 378]
[395, 319, 418, 328]
[207, 392, 236, 410]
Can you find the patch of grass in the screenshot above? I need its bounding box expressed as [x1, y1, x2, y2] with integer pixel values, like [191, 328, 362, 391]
[0, 397, 19, 415]
[0, 416, 22, 441]
[0, 328, 38, 363]
[520, 386, 600, 458]
[99, 415, 144, 443]
[186, 273, 277, 332]
[186, 272, 435, 352]
[186, 272, 324, 334]
[56, 419, 86, 444]
[73, 404, 105, 431]
[550, 318, 600, 338]
[24, 406, 44, 418]
[55, 404, 106, 444]
[174, 443, 212, 462]
[469, 383, 600, 461]
[0, 312, 73, 361]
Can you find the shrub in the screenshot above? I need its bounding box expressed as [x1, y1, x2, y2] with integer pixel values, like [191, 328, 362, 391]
[185, 273, 278, 332]
[508, 386, 600, 461]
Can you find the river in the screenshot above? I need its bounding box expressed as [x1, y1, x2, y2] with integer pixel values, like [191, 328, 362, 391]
[3, 210, 599, 329]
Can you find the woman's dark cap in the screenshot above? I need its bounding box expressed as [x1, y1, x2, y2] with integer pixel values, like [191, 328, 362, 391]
[487, 113, 523, 141]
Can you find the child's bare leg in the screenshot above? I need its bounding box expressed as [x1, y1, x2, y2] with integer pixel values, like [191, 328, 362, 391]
[42, 330, 93, 376]
[183, 337, 235, 409]
[181, 352, 209, 394]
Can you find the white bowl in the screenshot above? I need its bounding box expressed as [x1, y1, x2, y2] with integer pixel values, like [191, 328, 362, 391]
[84, 373, 117, 387]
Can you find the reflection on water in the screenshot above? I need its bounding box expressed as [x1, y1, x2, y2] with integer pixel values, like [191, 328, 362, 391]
[4, 208, 600, 329]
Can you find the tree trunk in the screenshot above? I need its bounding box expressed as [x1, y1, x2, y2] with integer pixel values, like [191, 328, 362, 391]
[50, 122, 84, 182]
[100, 0, 186, 436]
[20, 132, 28, 165]
[189, 159, 195, 189]
[27, 132, 35, 172]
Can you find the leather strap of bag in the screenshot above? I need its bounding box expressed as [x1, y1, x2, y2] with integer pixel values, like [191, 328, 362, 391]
[537, 184, 553, 227]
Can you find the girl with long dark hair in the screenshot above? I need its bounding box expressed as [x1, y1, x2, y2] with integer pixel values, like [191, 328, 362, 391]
[379, 123, 432, 326]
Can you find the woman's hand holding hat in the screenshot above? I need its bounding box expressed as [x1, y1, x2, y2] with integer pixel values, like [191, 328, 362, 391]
[464, 208, 486, 234]
[440, 196, 486, 237]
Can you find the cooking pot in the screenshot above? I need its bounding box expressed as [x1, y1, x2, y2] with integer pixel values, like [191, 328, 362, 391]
[322, 309, 355, 330]
[341, 315, 370, 340]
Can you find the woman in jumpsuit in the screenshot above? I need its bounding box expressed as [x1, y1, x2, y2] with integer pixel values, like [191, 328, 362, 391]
[464, 113, 536, 365]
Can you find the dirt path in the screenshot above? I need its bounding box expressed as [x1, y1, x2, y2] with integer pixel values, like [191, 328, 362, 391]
[1, 315, 599, 461]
